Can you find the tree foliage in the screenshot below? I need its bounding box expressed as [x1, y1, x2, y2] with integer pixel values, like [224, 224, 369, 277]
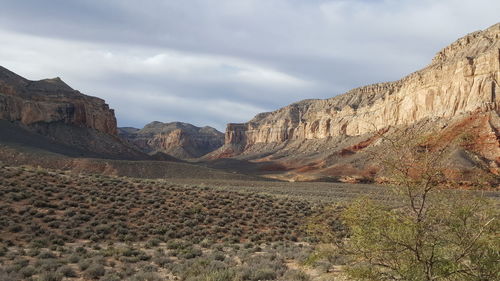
[343, 194, 498, 280]
[339, 126, 499, 280]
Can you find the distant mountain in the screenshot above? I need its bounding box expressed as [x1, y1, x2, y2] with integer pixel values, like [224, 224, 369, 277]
[1, 23, 498, 185]
[0, 65, 147, 160]
[207, 23, 500, 184]
[119, 121, 224, 159]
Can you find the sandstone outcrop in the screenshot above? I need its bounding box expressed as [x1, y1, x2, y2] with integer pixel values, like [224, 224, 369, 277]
[0, 66, 147, 160]
[224, 23, 499, 149]
[0, 66, 117, 135]
[211, 23, 500, 183]
[119, 121, 224, 159]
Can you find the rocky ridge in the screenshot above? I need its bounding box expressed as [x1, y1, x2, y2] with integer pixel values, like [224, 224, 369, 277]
[209, 23, 500, 182]
[119, 121, 224, 159]
[223, 23, 499, 149]
[0, 66, 117, 135]
[0, 66, 146, 159]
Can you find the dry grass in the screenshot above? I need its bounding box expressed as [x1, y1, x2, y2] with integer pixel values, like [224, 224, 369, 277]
[0, 165, 314, 247]
[0, 163, 332, 280]
[1, 163, 496, 280]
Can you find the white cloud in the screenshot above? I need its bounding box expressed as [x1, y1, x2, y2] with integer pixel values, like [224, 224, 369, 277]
[0, 29, 310, 88]
[0, 28, 308, 130]
[0, 0, 498, 130]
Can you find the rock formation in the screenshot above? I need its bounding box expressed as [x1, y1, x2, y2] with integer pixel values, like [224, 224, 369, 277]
[119, 121, 224, 159]
[224, 23, 499, 148]
[0, 66, 117, 135]
[211, 23, 500, 183]
[0, 66, 146, 160]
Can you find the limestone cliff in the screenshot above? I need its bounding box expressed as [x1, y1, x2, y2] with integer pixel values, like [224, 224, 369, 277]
[119, 122, 224, 159]
[0, 66, 148, 160]
[0, 66, 117, 135]
[223, 23, 499, 151]
[209, 23, 500, 183]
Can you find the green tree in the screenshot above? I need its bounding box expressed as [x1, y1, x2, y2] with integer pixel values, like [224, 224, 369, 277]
[343, 194, 498, 280]
[339, 127, 499, 280]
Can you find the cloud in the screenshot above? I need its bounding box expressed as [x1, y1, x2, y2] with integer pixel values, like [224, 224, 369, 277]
[107, 88, 269, 130]
[0, 29, 309, 130]
[0, 0, 498, 130]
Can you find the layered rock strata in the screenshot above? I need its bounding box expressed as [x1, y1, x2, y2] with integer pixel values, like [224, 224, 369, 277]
[0, 66, 149, 160]
[224, 23, 499, 150]
[0, 66, 117, 135]
[119, 122, 224, 159]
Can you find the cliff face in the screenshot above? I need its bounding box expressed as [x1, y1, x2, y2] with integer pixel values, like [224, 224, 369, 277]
[224, 23, 499, 150]
[119, 122, 224, 159]
[0, 66, 149, 160]
[211, 23, 500, 183]
[0, 66, 117, 135]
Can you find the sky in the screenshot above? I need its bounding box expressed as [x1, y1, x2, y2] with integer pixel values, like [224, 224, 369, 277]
[0, 0, 498, 131]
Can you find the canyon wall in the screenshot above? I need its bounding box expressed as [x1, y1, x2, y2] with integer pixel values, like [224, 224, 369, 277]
[119, 122, 224, 159]
[0, 66, 117, 135]
[0, 66, 150, 160]
[225, 23, 500, 150]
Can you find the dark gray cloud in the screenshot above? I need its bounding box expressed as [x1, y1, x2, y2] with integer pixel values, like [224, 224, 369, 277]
[0, 0, 498, 130]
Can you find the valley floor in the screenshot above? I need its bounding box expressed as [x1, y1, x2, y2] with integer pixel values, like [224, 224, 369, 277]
[0, 163, 498, 281]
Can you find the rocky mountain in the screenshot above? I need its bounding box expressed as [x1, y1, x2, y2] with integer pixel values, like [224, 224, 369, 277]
[208, 23, 500, 183]
[119, 121, 224, 159]
[0, 66, 146, 159]
[1, 23, 498, 184]
[0, 66, 117, 134]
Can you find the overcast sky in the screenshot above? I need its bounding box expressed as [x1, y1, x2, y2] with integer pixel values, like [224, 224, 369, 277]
[0, 0, 498, 131]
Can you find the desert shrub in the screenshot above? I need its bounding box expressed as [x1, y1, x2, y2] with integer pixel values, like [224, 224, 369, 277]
[0, 246, 7, 257]
[78, 259, 92, 271]
[199, 239, 214, 248]
[166, 239, 190, 250]
[0, 267, 22, 281]
[121, 248, 142, 257]
[136, 263, 157, 273]
[37, 251, 56, 259]
[180, 247, 202, 259]
[8, 224, 23, 233]
[34, 259, 63, 272]
[1, 165, 312, 248]
[127, 271, 162, 281]
[67, 254, 81, 263]
[36, 271, 63, 281]
[153, 256, 171, 268]
[13, 258, 29, 269]
[27, 248, 41, 257]
[119, 248, 151, 263]
[171, 258, 228, 279]
[101, 272, 122, 281]
[240, 253, 287, 280]
[251, 269, 276, 281]
[30, 239, 50, 249]
[84, 264, 105, 279]
[212, 251, 225, 261]
[280, 269, 311, 281]
[146, 238, 161, 248]
[75, 246, 87, 254]
[186, 268, 235, 281]
[19, 266, 36, 278]
[56, 265, 76, 277]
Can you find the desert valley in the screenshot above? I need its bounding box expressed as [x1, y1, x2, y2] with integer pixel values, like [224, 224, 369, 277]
[0, 6, 499, 281]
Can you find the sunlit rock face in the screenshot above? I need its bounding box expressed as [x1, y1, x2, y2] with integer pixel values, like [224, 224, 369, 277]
[0, 67, 117, 135]
[0, 66, 153, 160]
[223, 23, 499, 151]
[119, 122, 224, 159]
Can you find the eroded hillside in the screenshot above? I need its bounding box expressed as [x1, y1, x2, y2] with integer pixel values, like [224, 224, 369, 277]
[207, 23, 500, 184]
